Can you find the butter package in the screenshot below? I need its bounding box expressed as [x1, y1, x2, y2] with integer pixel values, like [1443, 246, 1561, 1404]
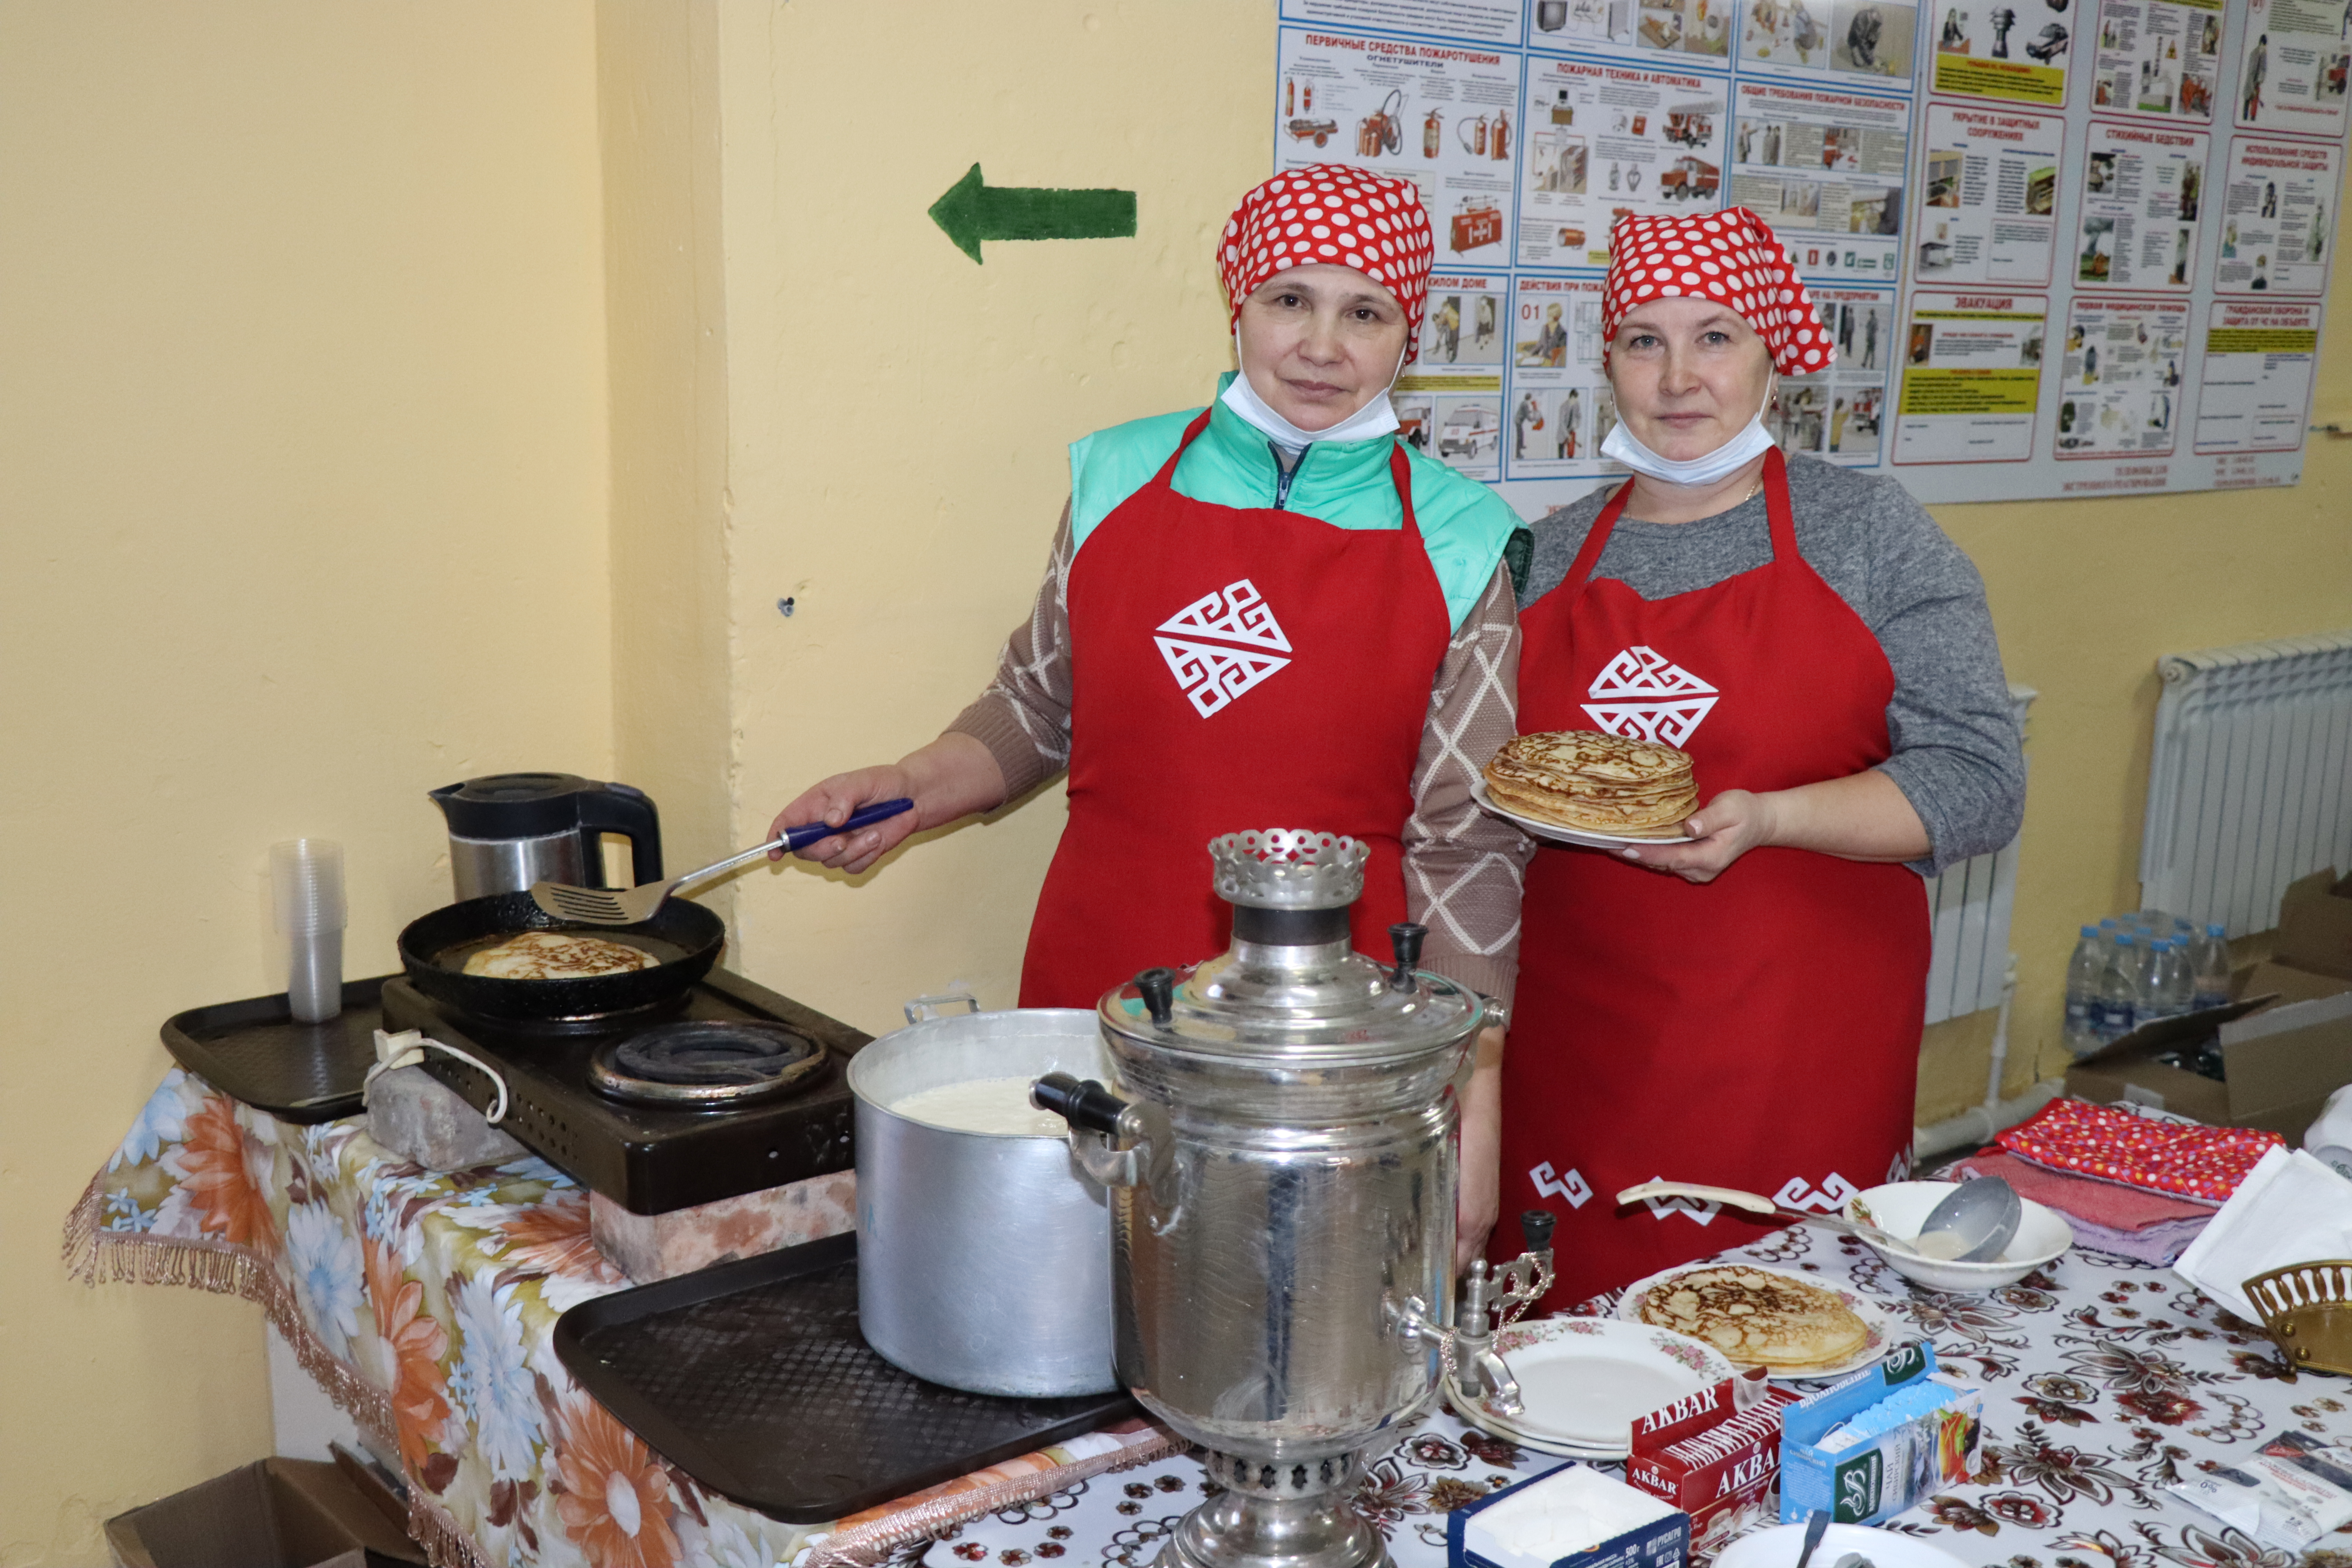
[1779, 1343, 1984, 1525]
[1451, 1463, 1690, 1568]
[1624, 1371, 1800, 1553]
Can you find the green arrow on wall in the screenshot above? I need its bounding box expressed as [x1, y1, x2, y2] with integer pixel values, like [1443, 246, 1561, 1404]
[929, 164, 1137, 263]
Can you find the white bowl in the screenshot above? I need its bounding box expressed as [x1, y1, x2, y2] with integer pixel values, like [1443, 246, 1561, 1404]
[1717, 1522, 1971, 1568]
[1844, 1180, 2072, 1290]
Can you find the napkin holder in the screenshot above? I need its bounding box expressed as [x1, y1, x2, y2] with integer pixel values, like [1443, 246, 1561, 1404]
[2245, 1261, 2352, 1376]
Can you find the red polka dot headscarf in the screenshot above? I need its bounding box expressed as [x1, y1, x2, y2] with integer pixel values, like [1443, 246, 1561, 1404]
[1218, 166, 1437, 354]
[1601, 208, 1833, 376]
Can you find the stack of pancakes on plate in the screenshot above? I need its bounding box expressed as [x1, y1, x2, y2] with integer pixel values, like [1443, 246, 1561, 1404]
[1631, 1266, 1871, 1372]
[1483, 730, 1697, 837]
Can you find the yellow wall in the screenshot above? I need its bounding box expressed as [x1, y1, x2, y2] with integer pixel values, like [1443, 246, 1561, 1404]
[715, 0, 1278, 1020]
[1941, 333, 2352, 1100]
[601, 2, 739, 903]
[0, 5, 608, 1561]
[4, 3, 2349, 1560]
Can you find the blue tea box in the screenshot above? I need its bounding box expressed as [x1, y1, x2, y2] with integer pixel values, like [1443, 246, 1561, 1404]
[1450, 1462, 1691, 1568]
[1779, 1341, 1985, 1526]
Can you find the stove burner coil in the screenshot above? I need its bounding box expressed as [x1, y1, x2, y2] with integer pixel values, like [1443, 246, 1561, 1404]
[590, 1021, 825, 1108]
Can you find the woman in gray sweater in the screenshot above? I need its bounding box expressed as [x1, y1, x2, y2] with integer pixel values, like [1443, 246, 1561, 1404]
[1492, 208, 2025, 1303]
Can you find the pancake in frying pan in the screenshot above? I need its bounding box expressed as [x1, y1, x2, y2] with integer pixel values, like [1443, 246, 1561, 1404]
[461, 929, 657, 980]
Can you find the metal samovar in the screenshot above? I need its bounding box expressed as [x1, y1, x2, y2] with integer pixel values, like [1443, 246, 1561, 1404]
[1033, 829, 1554, 1568]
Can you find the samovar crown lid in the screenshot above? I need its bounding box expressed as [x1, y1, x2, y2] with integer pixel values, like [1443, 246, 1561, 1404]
[1208, 829, 1368, 911]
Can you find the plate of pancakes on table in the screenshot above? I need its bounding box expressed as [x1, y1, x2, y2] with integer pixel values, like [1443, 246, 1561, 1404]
[1613, 1263, 1896, 1382]
[1477, 730, 1699, 848]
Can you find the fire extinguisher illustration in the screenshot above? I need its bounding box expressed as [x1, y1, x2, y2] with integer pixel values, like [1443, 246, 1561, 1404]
[1286, 78, 1296, 116]
[1356, 87, 1404, 158]
[1492, 110, 1511, 160]
[1423, 109, 1443, 158]
[1303, 82, 1313, 111]
[1458, 113, 1488, 156]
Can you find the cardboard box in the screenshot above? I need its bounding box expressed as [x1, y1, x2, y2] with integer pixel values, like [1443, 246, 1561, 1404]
[2276, 869, 2352, 979]
[1779, 1343, 1984, 1526]
[105, 1457, 426, 1568]
[2065, 872, 2352, 1143]
[1451, 1464, 1690, 1568]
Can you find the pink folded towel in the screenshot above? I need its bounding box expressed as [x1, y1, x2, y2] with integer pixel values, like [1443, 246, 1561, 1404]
[1953, 1149, 2218, 1227]
[1951, 1150, 2214, 1265]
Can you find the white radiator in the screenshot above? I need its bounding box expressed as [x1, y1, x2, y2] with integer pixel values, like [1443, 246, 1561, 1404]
[2140, 630, 2352, 937]
[1922, 685, 2036, 1026]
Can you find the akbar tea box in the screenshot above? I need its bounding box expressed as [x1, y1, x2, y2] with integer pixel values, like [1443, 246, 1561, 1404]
[1624, 1370, 1801, 1553]
[1779, 1343, 1984, 1526]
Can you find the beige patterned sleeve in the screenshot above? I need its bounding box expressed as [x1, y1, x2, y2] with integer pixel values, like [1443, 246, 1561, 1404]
[1404, 563, 1534, 1013]
[945, 508, 1076, 802]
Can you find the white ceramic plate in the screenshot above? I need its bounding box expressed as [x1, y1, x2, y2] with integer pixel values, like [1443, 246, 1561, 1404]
[1470, 779, 1694, 849]
[1444, 1392, 1626, 1459]
[1450, 1316, 1734, 1457]
[1716, 1522, 1970, 1568]
[1613, 1263, 1900, 1382]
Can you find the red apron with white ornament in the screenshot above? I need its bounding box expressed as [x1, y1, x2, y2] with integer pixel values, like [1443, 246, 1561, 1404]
[1019, 410, 1453, 1009]
[1497, 449, 1927, 1307]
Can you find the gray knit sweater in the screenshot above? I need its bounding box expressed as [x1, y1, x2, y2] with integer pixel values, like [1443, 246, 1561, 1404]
[1519, 455, 2025, 875]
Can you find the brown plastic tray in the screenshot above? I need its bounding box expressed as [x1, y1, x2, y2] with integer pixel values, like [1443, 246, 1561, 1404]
[553, 1232, 1137, 1522]
[161, 976, 393, 1123]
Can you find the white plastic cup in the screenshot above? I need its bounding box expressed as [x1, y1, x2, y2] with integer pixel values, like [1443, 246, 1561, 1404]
[270, 839, 347, 1022]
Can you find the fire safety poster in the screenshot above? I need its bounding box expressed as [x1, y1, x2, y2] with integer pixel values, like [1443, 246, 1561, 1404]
[1271, 0, 2352, 512]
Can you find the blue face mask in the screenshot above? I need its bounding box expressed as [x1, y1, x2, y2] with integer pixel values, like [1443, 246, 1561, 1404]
[1601, 374, 1780, 487]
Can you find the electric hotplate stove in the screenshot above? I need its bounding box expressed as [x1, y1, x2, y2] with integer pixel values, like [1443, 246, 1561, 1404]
[380, 970, 868, 1215]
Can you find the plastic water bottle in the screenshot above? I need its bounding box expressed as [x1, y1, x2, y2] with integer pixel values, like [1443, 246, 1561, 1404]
[2190, 922, 2232, 1010]
[2134, 936, 2170, 1022]
[2064, 926, 2104, 1053]
[2151, 938, 2194, 1019]
[2097, 932, 2140, 1041]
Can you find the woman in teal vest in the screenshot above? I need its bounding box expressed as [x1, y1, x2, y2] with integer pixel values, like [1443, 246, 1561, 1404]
[773, 165, 1530, 1261]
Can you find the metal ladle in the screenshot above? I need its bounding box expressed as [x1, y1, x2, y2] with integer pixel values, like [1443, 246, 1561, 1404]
[1901, 1175, 2023, 1263]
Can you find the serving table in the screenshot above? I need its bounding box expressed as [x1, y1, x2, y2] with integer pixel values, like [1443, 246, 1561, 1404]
[73, 1070, 2351, 1568]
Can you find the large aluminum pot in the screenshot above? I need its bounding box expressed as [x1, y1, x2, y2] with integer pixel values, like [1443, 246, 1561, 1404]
[848, 1000, 1117, 1396]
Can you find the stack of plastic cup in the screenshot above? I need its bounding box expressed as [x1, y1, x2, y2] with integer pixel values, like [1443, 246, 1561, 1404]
[270, 839, 347, 1023]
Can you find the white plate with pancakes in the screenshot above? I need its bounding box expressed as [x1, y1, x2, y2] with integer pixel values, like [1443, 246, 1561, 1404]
[1613, 1263, 1898, 1382]
[1472, 779, 1695, 849]
[1448, 1316, 1735, 1459]
[1478, 730, 1699, 848]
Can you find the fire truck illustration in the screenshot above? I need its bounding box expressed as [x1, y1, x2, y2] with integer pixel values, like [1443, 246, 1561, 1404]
[1664, 106, 1716, 147]
[1659, 158, 1722, 201]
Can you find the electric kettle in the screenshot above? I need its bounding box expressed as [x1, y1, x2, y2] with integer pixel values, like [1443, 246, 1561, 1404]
[428, 773, 662, 901]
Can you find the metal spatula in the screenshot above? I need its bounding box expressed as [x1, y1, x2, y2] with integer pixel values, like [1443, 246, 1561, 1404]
[530, 799, 914, 926]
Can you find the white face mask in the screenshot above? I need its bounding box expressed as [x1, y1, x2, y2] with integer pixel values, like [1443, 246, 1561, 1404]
[1220, 329, 1409, 454]
[1601, 372, 1779, 488]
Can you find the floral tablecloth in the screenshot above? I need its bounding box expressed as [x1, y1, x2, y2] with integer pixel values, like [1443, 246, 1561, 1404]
[73, 1072, 2352, 1568]
[68, 1070, 1172, 1568]
[907, 1220, 2352, 1568]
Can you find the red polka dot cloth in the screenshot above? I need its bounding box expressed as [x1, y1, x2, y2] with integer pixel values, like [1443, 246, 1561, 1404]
[1994, 1096, 2285, 1203]
[1218, 165, 1436, 354]
[1601, 207, 1833, 376]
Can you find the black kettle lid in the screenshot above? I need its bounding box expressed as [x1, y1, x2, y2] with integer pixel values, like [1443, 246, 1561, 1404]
[430, 772, 606, 838]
